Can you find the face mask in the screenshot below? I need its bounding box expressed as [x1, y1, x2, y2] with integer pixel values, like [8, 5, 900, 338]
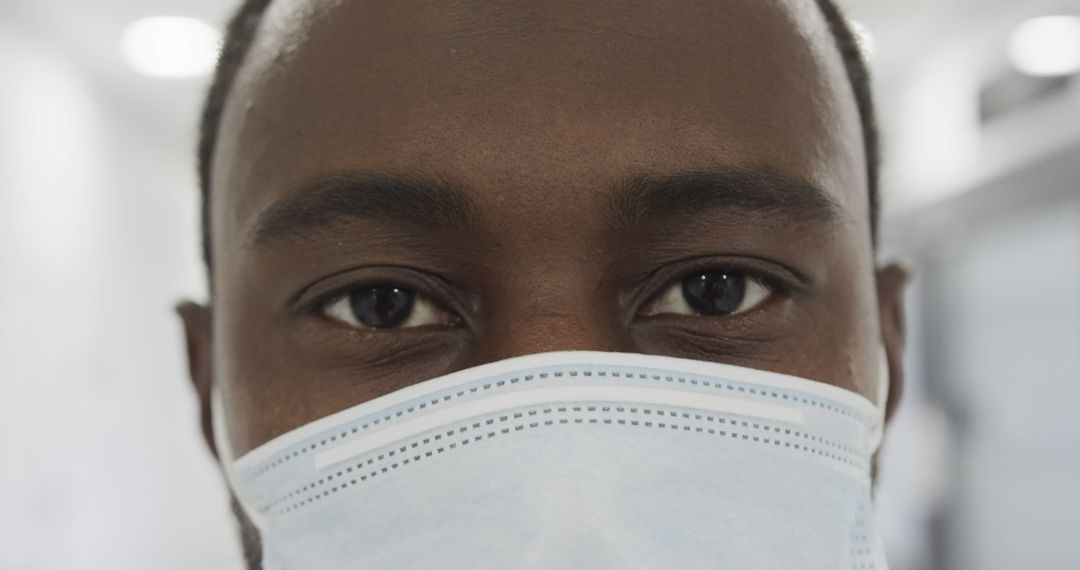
[214, 351, 889, 569]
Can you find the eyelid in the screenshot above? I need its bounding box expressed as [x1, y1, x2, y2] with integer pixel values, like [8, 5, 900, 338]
[627, 256, 805, 316]
[642, 271, 776, 319]
[320, 286, 457, 330]
[293, 266, 470, 325]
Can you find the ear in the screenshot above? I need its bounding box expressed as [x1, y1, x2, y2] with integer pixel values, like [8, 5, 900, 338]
[176, 301, 218, 459]
[875, 262, 910, 424]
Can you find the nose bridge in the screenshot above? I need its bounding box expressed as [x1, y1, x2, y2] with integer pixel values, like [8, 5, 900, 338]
[467, 267, 631, 364]
[480, 311, 624, 363]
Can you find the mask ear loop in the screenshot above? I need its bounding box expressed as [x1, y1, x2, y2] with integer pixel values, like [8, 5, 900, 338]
[211, 387, 268, 532]
[866, 345, 890, 455]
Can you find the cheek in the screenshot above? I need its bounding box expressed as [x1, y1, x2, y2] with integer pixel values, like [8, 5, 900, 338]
[213, 297, 299, 458]
[815, 239, 882, 400]
[214, 264, 476, 456]
[212, 258, 323, 457]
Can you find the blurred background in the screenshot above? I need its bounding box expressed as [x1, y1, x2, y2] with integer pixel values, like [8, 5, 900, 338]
[1, 0, 1078, 568]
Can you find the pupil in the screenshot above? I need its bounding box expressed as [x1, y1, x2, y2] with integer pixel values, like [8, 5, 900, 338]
[681, 272, 747, 315]
[349, 286, 415, 328]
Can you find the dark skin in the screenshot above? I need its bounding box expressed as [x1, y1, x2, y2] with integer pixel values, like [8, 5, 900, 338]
[179, 0, 906, 509]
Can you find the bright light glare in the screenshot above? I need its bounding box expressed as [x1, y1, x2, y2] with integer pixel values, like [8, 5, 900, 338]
[849, 20, 876, 62]
[1008, 15, 1080, 77]
[122, 16, 221, 79]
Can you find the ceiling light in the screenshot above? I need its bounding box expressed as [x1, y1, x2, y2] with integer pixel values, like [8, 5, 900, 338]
[122, 16, 222, 79]
[1007, 15, 1080, 77]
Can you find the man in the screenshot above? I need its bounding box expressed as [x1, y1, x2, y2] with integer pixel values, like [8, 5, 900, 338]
[178, 0, 908, 567]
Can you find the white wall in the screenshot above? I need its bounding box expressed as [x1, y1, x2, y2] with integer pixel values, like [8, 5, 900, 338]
[941, 204, 1080, 570]
[0, 21, 243, 570]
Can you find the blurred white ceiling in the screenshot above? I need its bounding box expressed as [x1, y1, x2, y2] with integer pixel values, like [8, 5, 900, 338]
[2, 0, 238, 150]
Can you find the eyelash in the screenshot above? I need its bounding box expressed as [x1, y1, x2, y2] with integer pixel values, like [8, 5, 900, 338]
[298, 266, 460, 323]
[635, 257, 793, 299]
[313, 279, 455, 327]
[309, 262, 794, 331]
[642, 267, 783, 313]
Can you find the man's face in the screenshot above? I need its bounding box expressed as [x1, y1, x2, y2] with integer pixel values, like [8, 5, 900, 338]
[181, 0, 905, 484]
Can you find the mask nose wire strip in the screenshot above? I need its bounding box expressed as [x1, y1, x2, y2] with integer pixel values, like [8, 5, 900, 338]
[212, 388, 268, 531]
[232, 351, 881, 471]
[315, 385, 805, 470]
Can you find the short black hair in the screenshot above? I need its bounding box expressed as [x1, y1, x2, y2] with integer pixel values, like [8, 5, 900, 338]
[197, 0, 880, 269]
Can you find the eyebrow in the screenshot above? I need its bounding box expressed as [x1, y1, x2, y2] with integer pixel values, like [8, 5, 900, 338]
[251, 166, 845, 247]
[605, 167, 846, 230]
[250, 172, 478, 247]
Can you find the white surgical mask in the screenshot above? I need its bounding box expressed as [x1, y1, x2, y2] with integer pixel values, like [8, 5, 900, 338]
[214, 351, 889, 569]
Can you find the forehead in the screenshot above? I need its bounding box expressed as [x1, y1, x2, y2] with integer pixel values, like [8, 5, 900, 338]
[211, 0, 866, 251]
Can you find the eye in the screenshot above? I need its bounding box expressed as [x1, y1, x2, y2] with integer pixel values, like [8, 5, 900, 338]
[322, 284, 460, 330]
[641, 270, 773, 318]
